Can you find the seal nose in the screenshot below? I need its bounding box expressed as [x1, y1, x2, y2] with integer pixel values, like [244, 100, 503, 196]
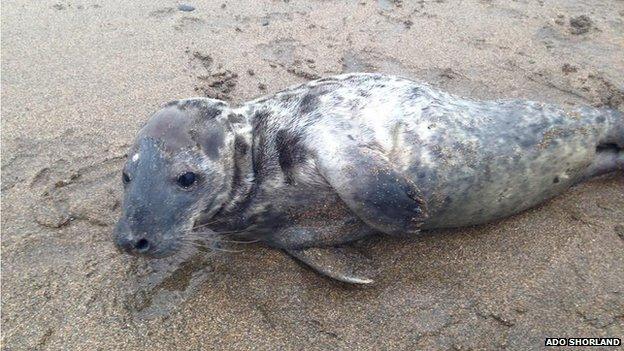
[134, 238, 150, 253]
[114, 220, 152, 255]
[115, 234, 151, 254]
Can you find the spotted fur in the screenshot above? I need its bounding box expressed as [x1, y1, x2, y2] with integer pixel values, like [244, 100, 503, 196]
[115, 73, 623, 259]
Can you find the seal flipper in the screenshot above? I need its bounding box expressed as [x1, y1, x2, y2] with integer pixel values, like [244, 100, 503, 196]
[285, 247, 375, 284]
[313, 134, 428, 236]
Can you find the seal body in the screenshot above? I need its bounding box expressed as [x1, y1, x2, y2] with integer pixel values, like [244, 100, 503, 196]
[219, 73, 622, 235]
[114, 73, 623, 281]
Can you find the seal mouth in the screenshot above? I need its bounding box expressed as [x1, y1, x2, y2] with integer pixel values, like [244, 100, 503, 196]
[119, 244, 178, 259]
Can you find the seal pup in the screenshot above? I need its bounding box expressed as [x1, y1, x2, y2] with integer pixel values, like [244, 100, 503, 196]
[114, 73, 623, 283]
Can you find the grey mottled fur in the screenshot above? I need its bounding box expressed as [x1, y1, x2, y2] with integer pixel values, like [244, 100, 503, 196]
[114, 73, 623, 280]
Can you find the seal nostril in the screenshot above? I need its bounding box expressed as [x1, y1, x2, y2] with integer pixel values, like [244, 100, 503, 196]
[135, 238, 150, 252]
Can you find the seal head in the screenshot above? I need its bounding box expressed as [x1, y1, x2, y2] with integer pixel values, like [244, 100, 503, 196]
[114, 98, 237, 257]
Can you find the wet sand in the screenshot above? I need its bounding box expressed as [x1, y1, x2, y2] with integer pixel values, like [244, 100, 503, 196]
[1, 1, 623, 350]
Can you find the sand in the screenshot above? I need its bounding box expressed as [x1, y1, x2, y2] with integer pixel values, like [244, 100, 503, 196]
[1, 0, 623, 350]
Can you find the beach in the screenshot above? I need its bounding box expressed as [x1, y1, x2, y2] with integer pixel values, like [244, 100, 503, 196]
[1, 0, 623, 349]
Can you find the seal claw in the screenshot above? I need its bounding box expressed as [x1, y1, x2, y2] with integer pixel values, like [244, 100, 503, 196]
[285, 247, 375, 285]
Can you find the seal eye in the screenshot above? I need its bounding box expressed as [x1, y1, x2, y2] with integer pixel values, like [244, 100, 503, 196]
[177, 172, 196, 188]
[122, 172, 131, 184]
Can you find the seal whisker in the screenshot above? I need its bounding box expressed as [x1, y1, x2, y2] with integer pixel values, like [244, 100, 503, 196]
[208, 246, 243, 253]
[184, 239, 243, 253]
[176, 240, 200, 257]
[207, 227, 256, 235]
[204, 237, 260, 244]
[184, 231, 260, 244]
[192, 230, 258, 242]
[192, 218, 225, 230]
[181, 233, 252, 252]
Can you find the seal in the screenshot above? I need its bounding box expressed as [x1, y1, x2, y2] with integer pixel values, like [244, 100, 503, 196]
[114, 73, 623, 283]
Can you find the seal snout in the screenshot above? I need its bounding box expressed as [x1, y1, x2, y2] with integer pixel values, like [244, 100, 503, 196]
[115, 233, 151, 255]
[114, 219, 156, 256]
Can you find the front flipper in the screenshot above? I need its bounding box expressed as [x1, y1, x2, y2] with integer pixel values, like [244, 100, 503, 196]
[285, 247, 375, 284]
[314, 132, 428, 236]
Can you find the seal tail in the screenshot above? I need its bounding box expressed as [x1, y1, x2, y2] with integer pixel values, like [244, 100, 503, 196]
[587, 108, 624, 177]
[601, 108, 624, 149]
[587, 144, 623, 177]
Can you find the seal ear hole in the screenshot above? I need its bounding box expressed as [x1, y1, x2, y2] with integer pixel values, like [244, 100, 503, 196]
[553, 176, 560, 183]
[177, 171, 197, 188]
